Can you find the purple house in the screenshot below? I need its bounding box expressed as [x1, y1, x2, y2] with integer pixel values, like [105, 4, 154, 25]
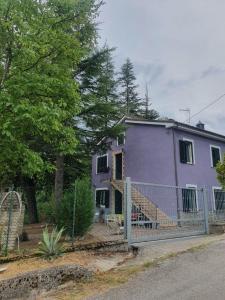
[92, 117, 225, 220]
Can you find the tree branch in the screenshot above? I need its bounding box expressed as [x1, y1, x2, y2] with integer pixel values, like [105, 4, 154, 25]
[22, 49, 56, 72]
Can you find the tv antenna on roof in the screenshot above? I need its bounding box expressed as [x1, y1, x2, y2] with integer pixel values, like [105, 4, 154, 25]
[144, 83, 152, 118]
[179, 108, 191, 124]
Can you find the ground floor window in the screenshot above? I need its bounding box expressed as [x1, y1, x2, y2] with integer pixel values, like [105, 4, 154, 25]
[213, 188, 225, 211]
[182, 186, 197, 212]
[96, 189, 109, 208]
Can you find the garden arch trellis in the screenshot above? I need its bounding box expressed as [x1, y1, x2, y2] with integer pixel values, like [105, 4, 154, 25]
[0, 191, 25, 252]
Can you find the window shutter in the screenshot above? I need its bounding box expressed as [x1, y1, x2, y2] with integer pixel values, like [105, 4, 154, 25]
[96, 191, 101, 207]
[105, 190, 110, 208]
[97, 155, 108, 173]
[179, 140, 187, 163]
[212, 148, 220, 167]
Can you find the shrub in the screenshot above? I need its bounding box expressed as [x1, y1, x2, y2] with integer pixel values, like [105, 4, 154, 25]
[38, 226, 65, 260]
[37, 198, 56, 223]
[56, 177, 94, 238]
[37, 191, 56, 223]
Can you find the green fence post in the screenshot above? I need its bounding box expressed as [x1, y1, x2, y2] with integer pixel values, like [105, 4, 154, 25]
[4, 187, 14, 256]
[72, 181, 77, 249]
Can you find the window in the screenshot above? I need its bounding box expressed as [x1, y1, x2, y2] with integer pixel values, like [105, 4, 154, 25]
[213, 188, 225, 211]
[117, 133, 125, 146]
[210, 146, 221, 168]
[179, 140, 194, 164]
[96, 154, 108, 174]
[182, 186, 198, 212]
[96, 189, 109, 208]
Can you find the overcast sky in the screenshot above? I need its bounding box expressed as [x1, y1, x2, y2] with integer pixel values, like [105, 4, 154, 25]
[98, 0, 225, 134]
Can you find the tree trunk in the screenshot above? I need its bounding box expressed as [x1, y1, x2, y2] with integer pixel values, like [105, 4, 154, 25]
[54, 154, 64, 206]
[24, 178, 39, 224]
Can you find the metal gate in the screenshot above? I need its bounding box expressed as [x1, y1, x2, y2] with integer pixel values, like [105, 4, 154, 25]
[124, 178, 209, 244]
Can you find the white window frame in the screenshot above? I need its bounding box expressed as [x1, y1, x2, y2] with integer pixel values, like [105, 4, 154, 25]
[185, 184, 199, 211]
[212, 186, 222, 211]
[210, 145, 221, 168]
[95, 188, 109, 208]
[182, 138, 195, 165]
[117, 132, 126, 146]
[96, 154, 108, 174]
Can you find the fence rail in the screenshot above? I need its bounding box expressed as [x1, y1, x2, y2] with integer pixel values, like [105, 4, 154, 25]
[124, 178, 225, 244]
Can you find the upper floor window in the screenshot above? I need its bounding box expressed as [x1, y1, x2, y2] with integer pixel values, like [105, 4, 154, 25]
[179, 139, 194, 164]
[210, 145, 221, 168]
[96, 154, 108, 174]
[117, 133, 125, 146]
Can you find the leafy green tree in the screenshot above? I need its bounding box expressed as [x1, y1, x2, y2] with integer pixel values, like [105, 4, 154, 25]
[52, 47, 123, 202]
[217, 157, 225, 189]
[119, 58, 142, 116]
[0, 0, 103, 222]
[52, 46, 123, 208]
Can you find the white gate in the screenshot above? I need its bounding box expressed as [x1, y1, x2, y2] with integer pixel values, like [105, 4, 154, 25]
[124, 178, 209, 244]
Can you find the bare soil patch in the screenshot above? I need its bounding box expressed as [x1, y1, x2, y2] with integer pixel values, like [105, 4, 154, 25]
[0, 250, 130, 281]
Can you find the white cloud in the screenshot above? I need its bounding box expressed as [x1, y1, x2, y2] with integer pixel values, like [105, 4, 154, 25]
[98, 0, 225, 134]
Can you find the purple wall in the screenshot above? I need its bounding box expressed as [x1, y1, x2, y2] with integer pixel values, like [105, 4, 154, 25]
[174, 130, 225, 188]
[92, 123, 225, 213]
[124, 125, 176, 185]
[92, 138, 124, 213]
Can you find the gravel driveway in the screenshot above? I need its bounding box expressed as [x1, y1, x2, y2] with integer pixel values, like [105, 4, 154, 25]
[88, 239, 225, 300]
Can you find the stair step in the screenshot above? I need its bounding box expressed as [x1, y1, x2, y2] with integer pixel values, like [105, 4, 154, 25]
[111, 180, 176, 226]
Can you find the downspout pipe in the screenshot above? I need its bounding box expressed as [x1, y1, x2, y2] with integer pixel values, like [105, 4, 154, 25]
[171, 126, 181, 222]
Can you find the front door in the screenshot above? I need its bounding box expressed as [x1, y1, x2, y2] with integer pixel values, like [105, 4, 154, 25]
[115, 190, 123, 214]
[115, 153, 123, 180]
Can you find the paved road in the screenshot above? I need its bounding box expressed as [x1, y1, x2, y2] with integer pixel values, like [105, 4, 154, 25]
[88, 239, 225, 300]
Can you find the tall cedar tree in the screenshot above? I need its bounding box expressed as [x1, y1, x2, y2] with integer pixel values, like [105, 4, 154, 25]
[77, 47, 121, 152]
[119, 58, 142, 116]
[60, 47, 123, 189]
[0, 0, 104, 222]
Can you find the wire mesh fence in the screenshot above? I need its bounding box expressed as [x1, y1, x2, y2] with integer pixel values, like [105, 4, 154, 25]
[208, 188, 225, 223]
[124, 179, 209, 243]
[1, 179, 225, 253]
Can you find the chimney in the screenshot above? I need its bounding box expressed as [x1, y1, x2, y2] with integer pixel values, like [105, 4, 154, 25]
[196, 121, 205, 130]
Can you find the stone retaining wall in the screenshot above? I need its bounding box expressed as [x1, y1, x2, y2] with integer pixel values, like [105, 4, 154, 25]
[0, 264, 92, 300]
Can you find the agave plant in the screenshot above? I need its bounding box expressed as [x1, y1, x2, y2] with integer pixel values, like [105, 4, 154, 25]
[38, 226, 65, 260]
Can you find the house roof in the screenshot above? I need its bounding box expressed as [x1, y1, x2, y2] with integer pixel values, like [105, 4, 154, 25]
[124, 117, 225, 143]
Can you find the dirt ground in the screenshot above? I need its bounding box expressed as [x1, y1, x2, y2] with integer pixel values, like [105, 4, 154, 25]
[16, 223, 123, 254]
[0, 250, 131, 281]
[39, 234, 225, 300]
